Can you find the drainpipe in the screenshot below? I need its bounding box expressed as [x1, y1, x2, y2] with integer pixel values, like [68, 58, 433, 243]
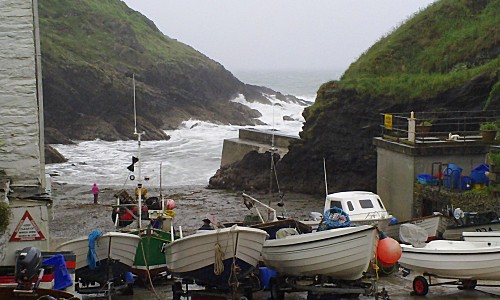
[32, 0, 46, 189]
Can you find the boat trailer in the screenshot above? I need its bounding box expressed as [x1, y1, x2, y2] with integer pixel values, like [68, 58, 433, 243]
[405, 270, 494, 296]
[171, 272, 262, 300]
[268, 274, 389, 300]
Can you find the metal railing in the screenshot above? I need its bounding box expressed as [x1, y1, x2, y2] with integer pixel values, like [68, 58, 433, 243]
[380, 111, 499, 145]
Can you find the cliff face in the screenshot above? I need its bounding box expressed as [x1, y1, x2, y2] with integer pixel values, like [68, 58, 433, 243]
[209, 0, 500, 195]
[38, 0, 301, 143]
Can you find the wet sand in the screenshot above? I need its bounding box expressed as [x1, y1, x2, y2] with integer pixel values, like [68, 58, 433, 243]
[48, 182, 324, 249]
[48, 183, 500, 299]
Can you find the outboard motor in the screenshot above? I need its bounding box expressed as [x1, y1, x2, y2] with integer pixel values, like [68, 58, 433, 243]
[15, 247, 43, 290]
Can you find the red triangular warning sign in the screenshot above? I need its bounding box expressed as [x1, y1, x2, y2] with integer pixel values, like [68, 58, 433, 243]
[9, 210, 46, 242]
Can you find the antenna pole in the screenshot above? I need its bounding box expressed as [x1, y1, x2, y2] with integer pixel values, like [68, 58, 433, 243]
[133, 74, 137, 134]
[323, 157, 328, 196]
[132, 73, 144, 228]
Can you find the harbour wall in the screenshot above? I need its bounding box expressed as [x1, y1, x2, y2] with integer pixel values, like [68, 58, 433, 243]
[220, 128, 299, 167]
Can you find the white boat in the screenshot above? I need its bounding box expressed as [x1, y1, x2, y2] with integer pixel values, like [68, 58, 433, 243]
[56, 231, 141, 291]
[262, 225, 378, 280]
[383, 213, 452, 241]
[165, 225, 269, 289]
[308, 191, 393, 231]
[443, 210, 500, 240]
[399, 239, 500, 281]
[462, 231, 500, 242]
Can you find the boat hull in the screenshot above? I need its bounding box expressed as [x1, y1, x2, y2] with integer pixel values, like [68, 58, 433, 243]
[262, 225, 377, 280]
[399, 240, 500, 280]
[128, 228, 173, 280]
[443, 221, 500, 240]
[384, 214, 452, 241]
[56, 232, 140, 271]
[56, 231, 140, 288]
[165, 226, 268, 289]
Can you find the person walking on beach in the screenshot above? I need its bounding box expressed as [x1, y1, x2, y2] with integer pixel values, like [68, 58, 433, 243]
[92, 183, 100, 204]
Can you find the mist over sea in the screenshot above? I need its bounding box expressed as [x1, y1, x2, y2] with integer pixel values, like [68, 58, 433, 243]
[46, 70, 342, 188]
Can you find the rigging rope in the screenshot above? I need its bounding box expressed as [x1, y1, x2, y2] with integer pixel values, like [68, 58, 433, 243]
[140, 237, 161, 300]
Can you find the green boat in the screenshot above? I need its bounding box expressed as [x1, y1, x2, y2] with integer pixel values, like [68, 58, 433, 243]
[128, 217, 175, 282]
[113, 74, 179, 283]
[113, 189, 178, 283]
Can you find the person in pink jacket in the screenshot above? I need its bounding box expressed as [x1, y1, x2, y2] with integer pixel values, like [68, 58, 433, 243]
[92, 183, 100, 204]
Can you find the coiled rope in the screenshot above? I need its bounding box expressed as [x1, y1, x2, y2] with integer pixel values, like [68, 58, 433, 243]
[214, 227, 225, 275]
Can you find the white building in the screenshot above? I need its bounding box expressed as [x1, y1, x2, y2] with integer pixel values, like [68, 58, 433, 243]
[0, 0, 50, 267]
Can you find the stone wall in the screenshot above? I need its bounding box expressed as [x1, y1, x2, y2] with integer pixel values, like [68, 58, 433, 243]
[0, 0, 43, 187]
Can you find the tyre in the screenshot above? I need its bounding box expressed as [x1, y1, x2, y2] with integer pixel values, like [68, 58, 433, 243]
[461, 279, 477, 290]
[270, 278, 285, 300]
[412, 276, 429, 296]
[172, 281, 182, 300]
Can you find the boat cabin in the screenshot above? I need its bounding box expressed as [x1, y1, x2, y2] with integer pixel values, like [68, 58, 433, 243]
[324, 191, 391, 221]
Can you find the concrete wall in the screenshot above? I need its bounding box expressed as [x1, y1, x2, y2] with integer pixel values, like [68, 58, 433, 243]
[0, 0, 44, 187]
[220, 128, 299, 167]
[374, 137, 489, 220]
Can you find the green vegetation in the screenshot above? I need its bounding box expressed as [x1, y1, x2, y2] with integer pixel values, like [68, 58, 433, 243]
[38, 0, 219, 78]
[0, 202, 9, 233]
[418, 121, 432, 126]
[480, 121, 498, 131]
[488, 152, 500, 166]
[330, 0, 500, 104]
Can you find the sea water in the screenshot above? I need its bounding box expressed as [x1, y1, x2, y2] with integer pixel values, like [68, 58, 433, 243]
[46, 69, 341, 188]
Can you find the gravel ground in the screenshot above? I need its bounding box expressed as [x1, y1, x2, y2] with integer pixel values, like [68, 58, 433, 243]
[48, 183, 500, 299]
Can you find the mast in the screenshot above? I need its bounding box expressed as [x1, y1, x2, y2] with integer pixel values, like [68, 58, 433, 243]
[133, 73, 145, 228]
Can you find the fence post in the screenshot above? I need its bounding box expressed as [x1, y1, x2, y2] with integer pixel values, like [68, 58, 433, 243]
[408, 111, 416, 142]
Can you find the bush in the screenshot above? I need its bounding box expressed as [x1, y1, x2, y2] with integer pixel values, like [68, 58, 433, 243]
[480, 122, 497, 131]
[0, 202, 10, 233]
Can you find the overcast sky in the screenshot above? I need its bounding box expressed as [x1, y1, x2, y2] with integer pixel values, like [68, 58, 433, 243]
[122, 0, 437, 72]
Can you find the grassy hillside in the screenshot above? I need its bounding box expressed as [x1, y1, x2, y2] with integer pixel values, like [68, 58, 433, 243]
[330, 0, 499, 105]
[276, 0, 500, 195]
[39, 0, 216, 72]
[38, 0, 266, 142]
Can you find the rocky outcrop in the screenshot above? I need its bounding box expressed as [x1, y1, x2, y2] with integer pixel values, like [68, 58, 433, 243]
[44, 145, 67, 164]
[38, 0, 303, 144]
[209, 0, 500, 195]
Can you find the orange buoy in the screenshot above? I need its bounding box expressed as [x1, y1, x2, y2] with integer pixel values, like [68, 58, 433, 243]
[377, 237, 402, 265]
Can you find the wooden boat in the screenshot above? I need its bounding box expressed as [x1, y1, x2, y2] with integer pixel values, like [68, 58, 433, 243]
[165, 225, 269, 289]
[443, 210, 500, 240]
[110, 74, 179, 282]
[399, 239, 500, 281]
[242, 193, 312, 239]
[262, 225, 378, 280]
[113, 191, 177, 281]
[56, 231, 140, 293]
[383, 213, 452, 242]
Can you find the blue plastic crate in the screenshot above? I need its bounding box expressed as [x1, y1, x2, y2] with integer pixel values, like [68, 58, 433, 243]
[417, 174, 438, 186]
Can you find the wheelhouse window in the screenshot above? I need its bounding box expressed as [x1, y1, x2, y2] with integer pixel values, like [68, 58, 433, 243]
[359, 199, 374, 209]
[377, 198, 385, 209]
[330, 200, 343, 210]
[347, 201, 354, 211]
